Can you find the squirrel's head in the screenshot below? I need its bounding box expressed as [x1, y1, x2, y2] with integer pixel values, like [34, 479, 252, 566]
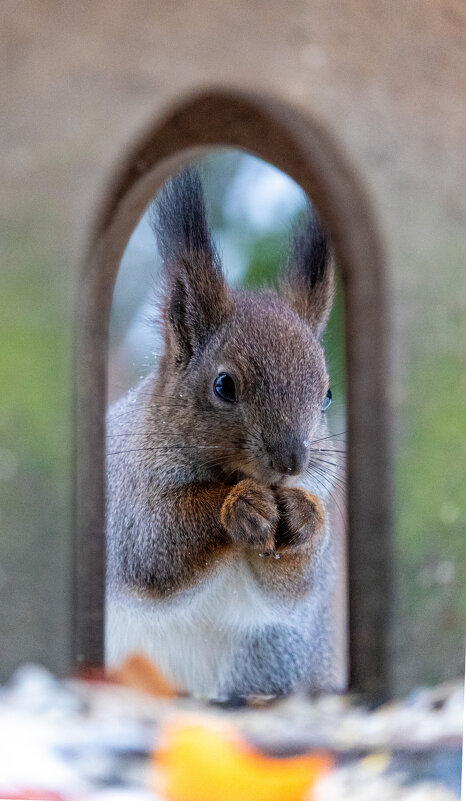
[150, 167, 335, 487]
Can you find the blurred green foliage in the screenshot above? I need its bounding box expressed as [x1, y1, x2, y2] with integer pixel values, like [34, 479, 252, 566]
[395, 351, 466, 688]
[0, 210, 71, 676]
[243, 232, 284, 289]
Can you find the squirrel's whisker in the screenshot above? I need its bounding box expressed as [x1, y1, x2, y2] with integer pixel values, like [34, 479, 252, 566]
[309, 460, 346, 475]
[307, 459, 347, 490]
[309, 468, 346, 525]
[309, 448, 346, 455]
[309, 457, 346, 481]
[310, 431, 346, 445]
[106, 444, 225, 456]
[309, 451, 346, 463]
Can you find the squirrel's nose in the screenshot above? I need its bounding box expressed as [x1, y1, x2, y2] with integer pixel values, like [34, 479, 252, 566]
[268, 437, 308, 477]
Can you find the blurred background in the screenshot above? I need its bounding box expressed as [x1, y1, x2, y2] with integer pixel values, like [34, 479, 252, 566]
[0, 1, 464, 695]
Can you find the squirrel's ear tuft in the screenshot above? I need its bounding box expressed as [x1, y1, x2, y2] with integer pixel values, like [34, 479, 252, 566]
[279, 206, 334, 338]
[150, 167, 230, 366]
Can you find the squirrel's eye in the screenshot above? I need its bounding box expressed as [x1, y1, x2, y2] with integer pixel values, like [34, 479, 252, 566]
[321, 388, 332, 411]
[214, 373, 236, 403]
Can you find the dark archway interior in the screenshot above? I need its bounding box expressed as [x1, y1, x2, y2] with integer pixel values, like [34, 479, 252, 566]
[74, 88, 393, 698]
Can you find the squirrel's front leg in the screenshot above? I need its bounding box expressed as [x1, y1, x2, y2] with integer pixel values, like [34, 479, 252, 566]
[245, 487, 328, 599]
[119, 480, 278, 598]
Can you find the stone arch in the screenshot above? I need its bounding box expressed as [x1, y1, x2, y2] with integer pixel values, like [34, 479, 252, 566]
[74, 87, 393, 698]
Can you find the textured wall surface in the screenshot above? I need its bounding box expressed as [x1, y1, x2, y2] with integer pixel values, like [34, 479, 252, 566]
[0, 1, 464, 689]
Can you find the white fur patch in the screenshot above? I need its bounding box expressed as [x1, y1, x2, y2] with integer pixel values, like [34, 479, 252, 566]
[106, 556, 292, 697]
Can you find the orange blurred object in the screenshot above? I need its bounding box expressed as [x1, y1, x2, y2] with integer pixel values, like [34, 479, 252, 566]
[109, 652, 178, 698]
[155, 718, 333, 801]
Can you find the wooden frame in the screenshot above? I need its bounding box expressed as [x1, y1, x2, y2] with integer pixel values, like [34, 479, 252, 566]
[74, 87, 393, 698]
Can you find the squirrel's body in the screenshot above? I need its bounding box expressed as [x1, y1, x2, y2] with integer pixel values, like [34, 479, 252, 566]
[106, 377, 339, 696]
[105, 169, 343, 698]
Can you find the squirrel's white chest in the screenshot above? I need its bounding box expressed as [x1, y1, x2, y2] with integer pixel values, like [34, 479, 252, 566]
[106, 558, 285, 697]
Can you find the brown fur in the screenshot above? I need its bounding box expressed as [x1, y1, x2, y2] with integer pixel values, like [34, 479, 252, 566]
[220, 478, 278, 552]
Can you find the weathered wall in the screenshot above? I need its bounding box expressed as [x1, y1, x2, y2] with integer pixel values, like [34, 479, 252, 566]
[0, 0, 464, 689]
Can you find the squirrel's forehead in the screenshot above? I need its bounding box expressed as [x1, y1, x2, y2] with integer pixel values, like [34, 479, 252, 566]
[229, 304, 319, 350]
[230, 300, 304, 338]
[218, 316, 326, 379]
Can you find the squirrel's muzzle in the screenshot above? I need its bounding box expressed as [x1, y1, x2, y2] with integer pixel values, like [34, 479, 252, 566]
[267, 435, 308, 477]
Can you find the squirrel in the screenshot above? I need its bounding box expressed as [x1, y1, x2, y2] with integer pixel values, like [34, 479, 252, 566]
[105, 166, 343, 698]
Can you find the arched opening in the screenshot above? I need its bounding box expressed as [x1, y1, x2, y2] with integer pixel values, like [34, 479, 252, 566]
[74, 88, 392, 698]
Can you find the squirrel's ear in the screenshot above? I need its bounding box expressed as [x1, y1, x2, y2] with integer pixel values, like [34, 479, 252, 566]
[279, 206, 334, 338]
[151, 168, 231, 366]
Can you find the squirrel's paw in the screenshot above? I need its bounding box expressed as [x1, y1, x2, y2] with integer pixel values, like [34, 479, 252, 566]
[274, 487, 325, 551]
[221, 479, 278, 551]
